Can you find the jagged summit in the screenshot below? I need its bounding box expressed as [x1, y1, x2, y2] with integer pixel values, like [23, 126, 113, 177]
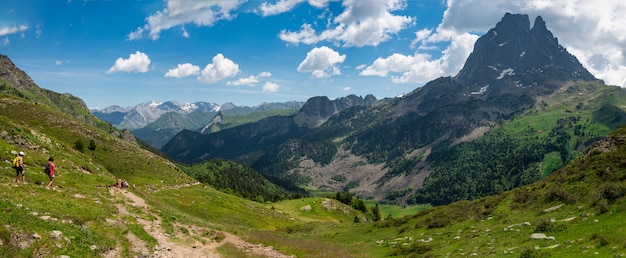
[294, 94, 377, 129]
[455, 13, 596, 93]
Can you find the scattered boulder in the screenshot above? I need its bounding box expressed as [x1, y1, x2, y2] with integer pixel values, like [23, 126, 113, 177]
[50, 230, 63, 240]
[544, 204, 563, 212]
[299, 205, 312, 211]
[420, 237, 433, 243]
[530, 233, 547, 239]
[530, 233, 555, 240]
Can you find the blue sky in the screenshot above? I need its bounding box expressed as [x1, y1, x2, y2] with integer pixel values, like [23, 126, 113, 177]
[2, 0, 625, 109]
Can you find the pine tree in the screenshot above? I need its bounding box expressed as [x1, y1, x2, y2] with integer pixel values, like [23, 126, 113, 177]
[371, 204, 381, 221]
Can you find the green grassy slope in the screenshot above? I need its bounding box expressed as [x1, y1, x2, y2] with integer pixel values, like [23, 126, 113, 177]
[0, 94, 374, 257]
[409, 81, 626, 205]
[350, 125, 626, 257]
[3, 76, 626, 257]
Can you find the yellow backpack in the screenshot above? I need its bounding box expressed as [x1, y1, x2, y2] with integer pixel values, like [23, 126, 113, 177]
[12, 157, 20, 168]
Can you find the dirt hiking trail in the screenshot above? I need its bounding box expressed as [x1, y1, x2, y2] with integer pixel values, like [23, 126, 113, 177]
[105, 187, 292, 258]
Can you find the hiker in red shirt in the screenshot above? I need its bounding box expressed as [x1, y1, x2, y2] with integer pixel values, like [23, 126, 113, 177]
[45, 157, 56, 190]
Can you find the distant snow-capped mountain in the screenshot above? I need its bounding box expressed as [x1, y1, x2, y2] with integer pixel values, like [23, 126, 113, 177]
[91, 101, 221, 130]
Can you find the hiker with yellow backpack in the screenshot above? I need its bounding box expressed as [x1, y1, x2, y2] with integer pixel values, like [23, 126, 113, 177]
[12, 151, 25, 184]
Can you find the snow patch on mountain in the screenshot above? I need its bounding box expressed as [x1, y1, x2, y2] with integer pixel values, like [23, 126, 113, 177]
[92, 101, 221, 130]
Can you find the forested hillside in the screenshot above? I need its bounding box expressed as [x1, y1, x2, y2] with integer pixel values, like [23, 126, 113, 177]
[181, 159, 306, 202]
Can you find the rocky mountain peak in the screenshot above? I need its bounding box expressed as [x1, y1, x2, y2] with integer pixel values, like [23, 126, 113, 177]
[454, 13, 596, 93]
[294, 94, 377, 129]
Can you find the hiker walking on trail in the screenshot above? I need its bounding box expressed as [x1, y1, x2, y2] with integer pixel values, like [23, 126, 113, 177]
[45, 157, 56, 190]
[13, 151, 25, 184]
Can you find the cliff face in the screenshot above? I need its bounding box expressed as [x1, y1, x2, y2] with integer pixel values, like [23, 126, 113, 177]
[455, 13, 595, 91]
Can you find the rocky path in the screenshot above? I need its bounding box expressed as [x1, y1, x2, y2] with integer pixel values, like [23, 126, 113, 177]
[108, 188, 291, 258]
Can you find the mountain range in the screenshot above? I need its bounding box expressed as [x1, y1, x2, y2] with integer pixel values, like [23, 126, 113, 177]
[92, 100, 305, 148]
[92, 100, 304, 130]
[160, 13, 626, 206]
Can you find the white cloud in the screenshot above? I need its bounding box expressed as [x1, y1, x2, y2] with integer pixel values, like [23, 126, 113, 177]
[279, 0, 413, 47]
[259, 0, 331, 16]
[279, 24, 318, 45]
[127, 27, 144, 41]
[181, 27, 190, 38]
[164, 63, 200, 78]
[342, 86, 351, 91]
[360, 30, 477, 84]
[227, 72, 272, 86]
[361, 52, 442, 83]
[106, 51, 151, 74]
[227, 75, 259, 86]
[1, 37, 9, 46]
[55, 60, 63, 65]
[0, 25, 28, 37]
[198, 54, 240, 84]
[298, 46, 346, 78]
[262, 82, 280, 92]
[258, 71, 272, 77]
[259, 0, 304, 17]
[361, 53, 415, 77]
[128, 0, 245, 40]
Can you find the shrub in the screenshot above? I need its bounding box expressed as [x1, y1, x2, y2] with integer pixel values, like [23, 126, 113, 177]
[590, 233, 609, 247]
[593, 198, 610, 214]
[545, 187, 577, 204]
[519, 247, 551, 258]
[512, 188, 540, 205]
[389, 242, 432, 257]
[535, 218, 566, 233]
[88, 139, 97, 150]
[426, 214, 451, 228]
[331, 174, 346, 182]
[74, 139, 84, 151]
[600, 183, 626, 200]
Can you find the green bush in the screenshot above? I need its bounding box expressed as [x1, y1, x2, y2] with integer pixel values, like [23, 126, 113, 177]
[389, 242, 432, 257]
[544, 187, 577, 204]
[535, 218, 566, 233]
[590, 232, 609, 247]
[519, 247, 551, 258]
[600, 182, 626, 200]
[74, 139, 84, 151]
